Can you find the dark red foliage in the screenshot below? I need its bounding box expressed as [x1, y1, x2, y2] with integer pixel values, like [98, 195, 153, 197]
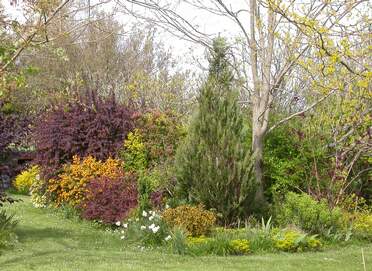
[33, 91, 134, 178]
[0, 101, 30, 157]
[80, 174, 138, 224]
[0, 101, 31, 184]
[150, 190, 164, 209]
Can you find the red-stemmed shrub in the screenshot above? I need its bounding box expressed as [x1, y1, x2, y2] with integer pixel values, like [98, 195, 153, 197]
[33, 91, 134, 178]
[80, 174, 138, 224]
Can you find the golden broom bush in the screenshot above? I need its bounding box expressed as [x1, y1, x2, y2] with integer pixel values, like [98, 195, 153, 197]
[47, 155, 123, 206]
[14, 165, 40, 194]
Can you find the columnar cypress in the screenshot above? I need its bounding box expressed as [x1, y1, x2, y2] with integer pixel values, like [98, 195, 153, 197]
[175, 38, 256, 224]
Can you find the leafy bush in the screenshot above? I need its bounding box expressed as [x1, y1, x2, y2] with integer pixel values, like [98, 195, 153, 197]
[120, 111, 185, 211]
[162, 204, 216, 236]
[131, 110, 185, 167]
[34, 92, 134, 178]
[230, 239, 250, 255]
[352, 212, 372, 240]
[0, 100, 30, 158]
[80, 174, 138, 224]
[272, 229, 322, 252]
[276, 192, 343, 235]
[121, 130, 148, 172]
[47, 156, 123, 206]
[13, 165, 39, 194]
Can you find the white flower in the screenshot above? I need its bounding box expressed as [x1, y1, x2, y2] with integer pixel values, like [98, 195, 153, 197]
[148, 223, 155, 229]
[142, 210, 148, 217]
[136, 218, 139, 222]
[123, 223, 128, 228]
[152, 226, 160, 233]
[165, 204, 170, 209]
[115, 221, 121, 226]
[149, 216, 154, 221]
[121, 230, 125, 234]
[120, 235, 125, 240]
[140, 226, 146, 230]
[165, 235, 172, 241]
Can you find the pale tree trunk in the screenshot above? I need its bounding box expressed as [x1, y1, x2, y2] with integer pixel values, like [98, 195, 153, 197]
[249, 0, 275, 205]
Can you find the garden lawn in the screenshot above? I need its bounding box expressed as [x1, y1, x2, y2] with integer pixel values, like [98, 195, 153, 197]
[0, 195, 371, 271]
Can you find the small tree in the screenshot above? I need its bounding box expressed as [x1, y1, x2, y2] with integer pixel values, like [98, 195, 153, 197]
[175, 38, 256, 224]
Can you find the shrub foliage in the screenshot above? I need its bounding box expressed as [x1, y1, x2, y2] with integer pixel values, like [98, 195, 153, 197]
[80, 175, 138, 224]
[34, 92, 134, 177]
[163, 204, 216, 236]
[175, 38, 256, 224]
[47, 156, 123, 206]
[276, 192, 343, 235]
[13, 165, 39, 194]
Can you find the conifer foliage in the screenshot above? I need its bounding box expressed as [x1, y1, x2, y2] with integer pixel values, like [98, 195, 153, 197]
[175, 38, 256, 224]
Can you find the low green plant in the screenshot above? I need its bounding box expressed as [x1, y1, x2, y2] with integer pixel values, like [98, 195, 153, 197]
[13, 165, 39, 194]
[0, 210, 18, 252]
[276, 192, 343, 235]
[169, 227, 188, 255]
[122, 210, 170, 247]
[230, 239, 250, 255]
[272, 229, 322, 252]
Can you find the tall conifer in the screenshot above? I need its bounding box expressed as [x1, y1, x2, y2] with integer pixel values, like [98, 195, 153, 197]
[175, 38, 256, 224]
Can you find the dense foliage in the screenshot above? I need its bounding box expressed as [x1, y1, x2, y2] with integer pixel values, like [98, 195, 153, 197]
[175, 38, 256, 224]
[13, 165, 39, 195]
[163, 204, 216, 236]
[47, 156, 123, 207]
[81, 175, 138, 224]
[34, 92, 134, 178]
[276, 192, 344, 235]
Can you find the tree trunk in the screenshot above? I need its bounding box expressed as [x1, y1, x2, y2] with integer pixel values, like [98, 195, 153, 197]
[252, 113, 265, 205]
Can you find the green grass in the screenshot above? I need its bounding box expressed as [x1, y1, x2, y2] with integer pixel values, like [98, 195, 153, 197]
[0, 195, 371, 271]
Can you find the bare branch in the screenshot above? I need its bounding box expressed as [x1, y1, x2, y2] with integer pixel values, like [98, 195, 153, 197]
[267, 88, 337, 134]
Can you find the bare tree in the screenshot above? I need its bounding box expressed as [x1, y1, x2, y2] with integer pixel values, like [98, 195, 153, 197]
[113, 0, 370, 203]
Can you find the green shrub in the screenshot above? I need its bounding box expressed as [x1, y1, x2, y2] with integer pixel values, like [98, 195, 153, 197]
[121, 130, 148, 172]
[162, 204, 216, 236]
[353, 212, 372, 240]
[272, 229, 322, 252]
[13, 165, 39, 194]
[276, 192, 343, 235]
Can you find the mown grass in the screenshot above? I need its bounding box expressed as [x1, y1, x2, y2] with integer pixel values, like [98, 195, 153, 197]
[0, 195, 371, 271]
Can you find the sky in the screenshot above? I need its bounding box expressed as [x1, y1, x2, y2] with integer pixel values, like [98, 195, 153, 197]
[1, 0, 247, 70]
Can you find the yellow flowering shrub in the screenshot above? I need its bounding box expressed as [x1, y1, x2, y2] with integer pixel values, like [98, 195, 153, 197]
[230, 239, 250, 255]
[47, 155, 123, 206]
[13, 166, 40, 194]
[353, 212, 372, 240]
[162, 205, 216, 236]
[272, 229, 322, 252]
